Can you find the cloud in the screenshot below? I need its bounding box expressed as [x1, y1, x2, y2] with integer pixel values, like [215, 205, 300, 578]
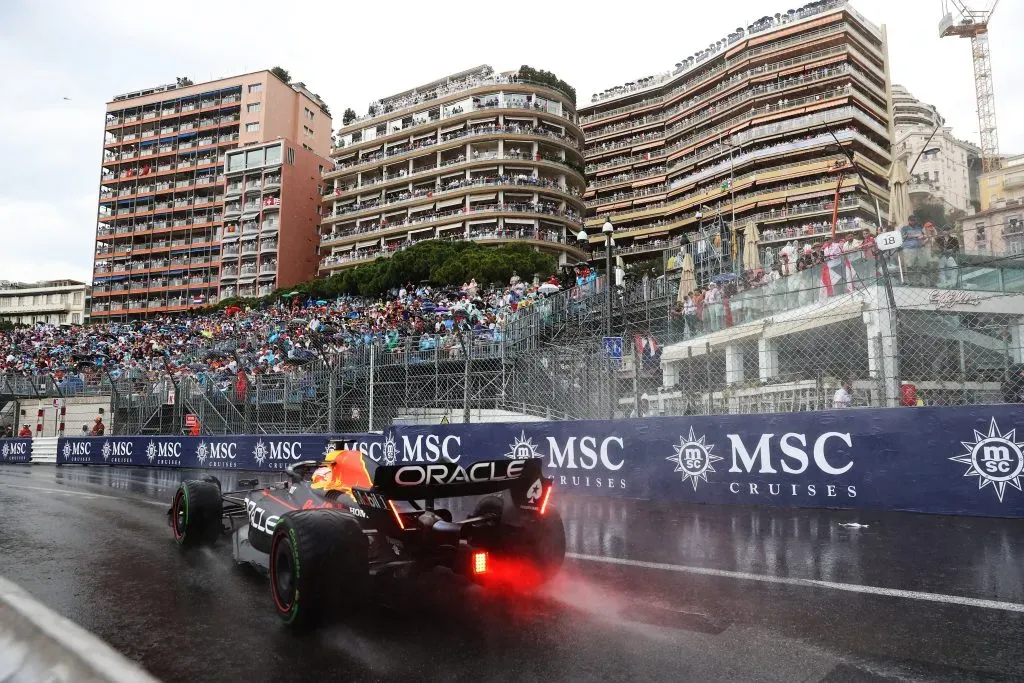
[0, 197, 95, 283]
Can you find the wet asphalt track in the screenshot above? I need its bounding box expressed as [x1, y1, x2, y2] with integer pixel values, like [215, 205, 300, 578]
[1, 464, 1023, 682]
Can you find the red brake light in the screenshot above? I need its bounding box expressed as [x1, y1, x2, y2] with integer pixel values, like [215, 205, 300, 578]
[539, 484, 553, 515]
[472, 551, 488, 575]
[388, 500, 406, 530]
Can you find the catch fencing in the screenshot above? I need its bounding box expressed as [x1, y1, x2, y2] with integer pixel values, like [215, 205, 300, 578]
[3, 250, 1024, 435]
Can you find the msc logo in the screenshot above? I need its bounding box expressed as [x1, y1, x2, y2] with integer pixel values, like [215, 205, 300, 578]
[506, 431, 542, 460]
[101, 441, 112, 461]
[1, 443, 8, 458]
[382, 432, 398, 466]
[253, 440, 268, 467]
[196, 441, 237, 468]
[950, 418, 1024, 503]
[146, 441, 157, 463]
[667, 427, 722, 491]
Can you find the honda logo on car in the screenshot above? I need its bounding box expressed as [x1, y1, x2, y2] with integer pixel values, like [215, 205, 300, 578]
[394, 460, 526, 486]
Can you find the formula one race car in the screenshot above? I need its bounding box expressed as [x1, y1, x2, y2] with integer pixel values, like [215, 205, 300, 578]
[168, 442, 565, 628]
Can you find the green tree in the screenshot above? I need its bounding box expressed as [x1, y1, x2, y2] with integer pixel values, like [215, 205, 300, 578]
[270, 66, 291, 83]
[342, 108, 357, 125]
[176, 76, 193, 87]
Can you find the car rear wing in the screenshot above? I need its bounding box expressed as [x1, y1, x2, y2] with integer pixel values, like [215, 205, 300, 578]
[369, 458, 545, 501]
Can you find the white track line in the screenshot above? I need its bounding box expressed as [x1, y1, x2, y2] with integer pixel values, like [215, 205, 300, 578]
[567, 553, 1024, 613]
[2, 484, 166, 507]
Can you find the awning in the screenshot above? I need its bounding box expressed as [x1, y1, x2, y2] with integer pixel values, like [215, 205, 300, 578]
[410, 202, 435, 214]
[762, 292, 865, 339]
[505, 218, 535, 225]
[662, 319, 769, 361]
[436, 197, 465, 209]
[356, 240, 379, 249]
[410, 226, 434, 235]
[413, 131, 435, 140]
[440, 124, 464, 134]
[469, 193, 497, 202]
[468, 117, 497, 125]
[438, 223, 463, 231]
[237, 277, 256, 284]
[333, 243, 354, 252]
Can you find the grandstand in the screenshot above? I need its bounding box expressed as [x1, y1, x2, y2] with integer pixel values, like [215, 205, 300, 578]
[4, 243, 1024, 435]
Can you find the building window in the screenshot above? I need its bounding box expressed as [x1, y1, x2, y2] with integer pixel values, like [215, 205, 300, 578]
[304, 107, 315, 120]
[247, 102, 261, 113]
[302, 125, 314, 138]
[265, 145, 282, 165]
[227, 152, 245, 172]
[71, 313, 81, 324]
[246, 122, 260, 133]
[73, 291, 82, 304]
[302, 143, 313, 152]
[246, 148, 264, 168]
[976, 223, 986, 243]
[248, 83, 262, 94]
[286, 147, 295, 165]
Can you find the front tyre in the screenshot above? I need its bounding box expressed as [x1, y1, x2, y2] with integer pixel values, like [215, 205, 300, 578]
[269, 510, 368, 629]
[170, 480, 222, 547]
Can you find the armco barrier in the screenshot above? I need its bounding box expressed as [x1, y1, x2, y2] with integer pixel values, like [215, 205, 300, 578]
[0, 438, 32, 463]
[42, 405, 1024, 518]
[387, 405, 1024, 519]
[55, 433, 381, 471]
[0, 575, 159, 683]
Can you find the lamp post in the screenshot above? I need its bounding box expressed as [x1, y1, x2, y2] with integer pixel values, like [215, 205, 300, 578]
[576, 219, 616, 336]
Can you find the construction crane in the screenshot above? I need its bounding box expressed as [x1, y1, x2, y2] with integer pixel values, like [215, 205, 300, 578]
[939, 0, 1001, 172]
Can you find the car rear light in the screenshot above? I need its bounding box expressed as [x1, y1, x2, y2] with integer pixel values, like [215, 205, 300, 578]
[388, 500, 406, 530]
[472, 551, 488, 575]
[539, 484, 553, 515]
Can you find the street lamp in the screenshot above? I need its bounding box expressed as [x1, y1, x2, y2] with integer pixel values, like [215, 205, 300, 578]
[602, 219, 615, 337]
[575, 219, 616, 336]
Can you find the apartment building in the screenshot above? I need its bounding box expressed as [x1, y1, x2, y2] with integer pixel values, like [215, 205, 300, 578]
[962, 199, 1024, 257]
[92, 70, 332, 319]
[892, 84, 981, 215]
[0, 280, 88, 327]
[578, 0, 892, 281]
[979, 155, 1024, 212]
[319, 65, 588, 272]
[219, 141, 327, 300]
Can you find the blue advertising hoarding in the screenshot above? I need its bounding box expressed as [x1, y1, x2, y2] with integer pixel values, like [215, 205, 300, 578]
[0, 439, 32, 463]
[46, 405, 1024, 517]
[387, 406, 1024, 518]
[56, 433, 382, 471]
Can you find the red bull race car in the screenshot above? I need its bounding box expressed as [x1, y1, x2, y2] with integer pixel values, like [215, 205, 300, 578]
[168, 440, 565, 628]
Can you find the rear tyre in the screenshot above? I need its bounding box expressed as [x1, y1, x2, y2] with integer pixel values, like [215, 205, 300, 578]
[171, 480, 222, 547]
[522, 506, 565, 581]
[269, 510, 368, 629]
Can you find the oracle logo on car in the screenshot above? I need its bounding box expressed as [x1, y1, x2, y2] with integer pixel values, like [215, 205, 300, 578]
[393, 460, 526, 486]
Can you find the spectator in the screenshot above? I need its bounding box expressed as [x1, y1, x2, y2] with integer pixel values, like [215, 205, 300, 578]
[900, 217, 930, 285]
[832, 380, 853, 409]
[935, 226, 960, 289]
[81, 424, 90, 435]
[18, 424, 32, 438]
[91, 416, 105, 436]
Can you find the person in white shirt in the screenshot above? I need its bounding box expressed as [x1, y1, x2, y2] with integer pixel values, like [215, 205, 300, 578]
[833, 380, 853, 408]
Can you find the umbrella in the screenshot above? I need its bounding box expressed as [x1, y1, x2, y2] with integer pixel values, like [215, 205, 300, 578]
[538, 283, 560, 295]
[888, 154, 912, 229]
[282, 291, 300, 298]
[677, 252, 697, 304]
[742, 223, 762, 272]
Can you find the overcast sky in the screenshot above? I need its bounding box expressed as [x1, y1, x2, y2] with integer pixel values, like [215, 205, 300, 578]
[1, 0, 1020, 285]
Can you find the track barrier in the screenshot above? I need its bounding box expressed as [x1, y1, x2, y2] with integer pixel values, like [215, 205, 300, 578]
[8, 405, 1020, 518]
[0, 575, 159, 683]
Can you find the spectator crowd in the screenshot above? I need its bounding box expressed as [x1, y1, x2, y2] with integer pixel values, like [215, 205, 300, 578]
[1, 274, 570, 397]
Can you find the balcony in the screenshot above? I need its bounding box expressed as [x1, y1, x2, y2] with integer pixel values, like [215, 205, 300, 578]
[260, 240, 278, 253]
[261, 220, 280, 233]
[226, 183, 242, 197]
[263, 175, 281, 190]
